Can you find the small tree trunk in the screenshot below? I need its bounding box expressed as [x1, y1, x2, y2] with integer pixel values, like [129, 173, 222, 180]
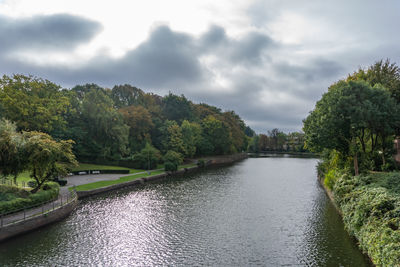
[381, 145, 386, 169]
[354, 153, 359, 176]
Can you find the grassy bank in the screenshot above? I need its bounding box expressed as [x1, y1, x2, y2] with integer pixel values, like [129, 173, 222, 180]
[72, 163, 197, 192]
[326, 171, 400, 266]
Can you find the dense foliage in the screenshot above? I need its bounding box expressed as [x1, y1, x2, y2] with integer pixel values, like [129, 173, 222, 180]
[305, 59, 400, 266]
[330, 172, 400, 266]
[304, 75, 400, 175]
[0, 182, 59, 214]
[0, 119, 77, 192]
[0, 75, 253, 168]
[247, 128, 307, 153]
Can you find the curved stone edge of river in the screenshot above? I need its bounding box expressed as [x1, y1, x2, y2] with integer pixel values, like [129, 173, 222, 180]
[0, 153, 248, 242]
[0, 195, 78, 243]
[317, 175, 375, 266]
[76, 153, 249, 199]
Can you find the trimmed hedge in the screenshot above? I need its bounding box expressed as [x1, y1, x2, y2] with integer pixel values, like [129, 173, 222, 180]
[0, 182, 60, 215]
[70, 169, 130, 175]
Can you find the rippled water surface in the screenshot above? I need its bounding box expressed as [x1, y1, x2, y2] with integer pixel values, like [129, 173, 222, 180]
[0, 158, 371, 266]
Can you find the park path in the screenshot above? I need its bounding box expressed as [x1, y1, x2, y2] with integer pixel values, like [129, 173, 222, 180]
[1, 170, 163, 226]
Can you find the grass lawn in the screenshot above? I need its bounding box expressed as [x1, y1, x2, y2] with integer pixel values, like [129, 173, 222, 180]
[72, 163, 198, 192]
[72, 170, 165, 191]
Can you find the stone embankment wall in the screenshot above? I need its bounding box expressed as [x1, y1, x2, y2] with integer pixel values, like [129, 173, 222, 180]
[0, 196, 78, 242]
[77, 153, 248, 199]
[0, 153, 247, 242]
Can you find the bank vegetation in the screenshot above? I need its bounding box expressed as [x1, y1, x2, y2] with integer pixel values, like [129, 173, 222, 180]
[304, 59, 400, 266]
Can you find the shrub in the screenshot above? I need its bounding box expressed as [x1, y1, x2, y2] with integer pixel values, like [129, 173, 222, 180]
[163, 150, 183, 166]
[130, 143, 161, 169]
[197, 159, 205, 168]
[164, 161, 178, 172]
[0, 182, 59, 215]
[324, 169, 338, 190]
[331, 171, 400, 266]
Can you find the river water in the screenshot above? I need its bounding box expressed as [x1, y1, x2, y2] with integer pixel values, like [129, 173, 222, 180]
[0, 157, 371, 266]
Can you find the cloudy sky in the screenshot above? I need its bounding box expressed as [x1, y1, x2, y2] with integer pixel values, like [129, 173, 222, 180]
[0, 0, 399, 133]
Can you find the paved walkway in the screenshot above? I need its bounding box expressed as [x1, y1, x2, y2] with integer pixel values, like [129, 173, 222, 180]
[1, 171, 161, 226]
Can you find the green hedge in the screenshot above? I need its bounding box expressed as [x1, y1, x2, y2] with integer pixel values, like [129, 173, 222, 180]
[331, 172, 400, 266]
[0, 182, 60, 215]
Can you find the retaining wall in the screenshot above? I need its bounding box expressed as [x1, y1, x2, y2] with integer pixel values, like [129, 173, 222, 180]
[77, 153, 248, 199]
[0, 196, 78, 242]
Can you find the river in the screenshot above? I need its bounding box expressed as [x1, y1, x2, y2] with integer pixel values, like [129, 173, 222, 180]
[0, 157, 371, 266]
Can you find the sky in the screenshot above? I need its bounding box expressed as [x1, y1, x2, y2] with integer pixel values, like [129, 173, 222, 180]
[0, 0, 400, 133]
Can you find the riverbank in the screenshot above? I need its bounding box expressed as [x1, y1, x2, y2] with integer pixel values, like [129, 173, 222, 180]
[74, 153, 248, 199]
[0, 191, 78, 242]
[248, 151, 318, 158]
[319, 170, 400, 266]
[0, 153, 247, 242]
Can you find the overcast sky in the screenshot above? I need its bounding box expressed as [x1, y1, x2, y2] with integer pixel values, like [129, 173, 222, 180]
[0, 0, 399, 133]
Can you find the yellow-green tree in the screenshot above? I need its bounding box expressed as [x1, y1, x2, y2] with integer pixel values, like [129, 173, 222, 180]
[23, 131, 77, 193]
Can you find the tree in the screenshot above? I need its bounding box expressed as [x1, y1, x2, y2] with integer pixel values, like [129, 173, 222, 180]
[201, 115, 232, 155]
[162, 92, 194, 123]
[67, 84, 129, 161]
[180, 120, 200, 158]
[163, 121, 186, 155]
[111, 84, 144, 108]
[222, 111, 247, 152]
[163, 150, 183, 172]
[119, 105, 154, 153]
[132, 143, 161, 170]
[23, 131, 77, 193]
[347, 59, 400, 102]
[0, 119, 26, 183]
[303, 80, 400, 174]
[247, 135, 260, 153]
[0, 74, 70, 134]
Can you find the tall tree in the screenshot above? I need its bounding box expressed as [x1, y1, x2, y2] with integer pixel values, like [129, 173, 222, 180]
[0, 119, 26, 183]
[67, 84, 129, 161]
[0, 74, 70, 134]
[111, 84, 144, 108]
[348, 59, 400, 102]
[201, 115, 232, 155]
[303, 80, 400, 174]
[162, 92, 193, 123]
[119, 105, 154, 153]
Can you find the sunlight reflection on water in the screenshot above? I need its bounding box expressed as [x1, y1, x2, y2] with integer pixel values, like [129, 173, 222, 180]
[0, 158, 371, 266]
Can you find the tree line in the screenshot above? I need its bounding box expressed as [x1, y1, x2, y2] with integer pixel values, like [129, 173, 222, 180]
[247, 128, 307, 153]
[303, 59, 400, 175]
[0, 74, 253, 177]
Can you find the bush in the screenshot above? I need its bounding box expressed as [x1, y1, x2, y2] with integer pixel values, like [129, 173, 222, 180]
[0, 182, 59, 215]
[197, 159, 205, 168]
[164, 161, 178, 172]
[163, 150, 183, 166]
[130, 143, 161, 169]
[331, 171, 400, 266]
[324, 169, 338, 189]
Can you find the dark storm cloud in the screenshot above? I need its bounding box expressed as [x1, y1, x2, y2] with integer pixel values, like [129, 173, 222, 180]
[0, 14, 102, 52]
[199, 25, 274, 65]
[0, 20, 338, 133]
